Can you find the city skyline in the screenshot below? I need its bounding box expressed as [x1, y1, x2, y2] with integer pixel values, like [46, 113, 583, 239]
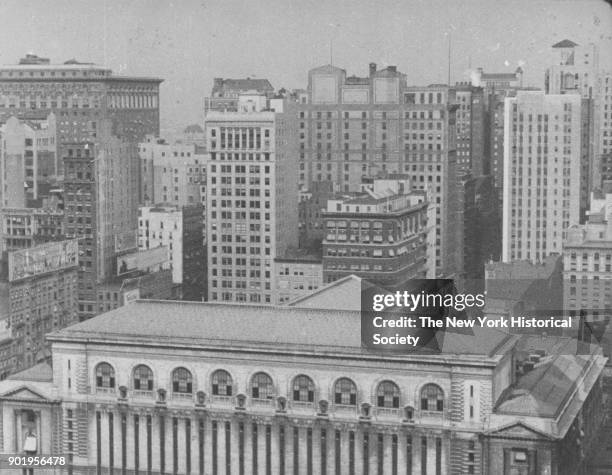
[1, 0, 610, 133]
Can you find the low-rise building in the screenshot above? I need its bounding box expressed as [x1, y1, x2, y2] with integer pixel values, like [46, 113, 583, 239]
[274, 249, 322, 304]
[0, 239, 78, 378]
[0, 296, 605, 474]
[322, 175, 432, 286]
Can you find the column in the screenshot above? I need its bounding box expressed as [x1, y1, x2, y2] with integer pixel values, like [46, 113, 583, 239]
[383, 434, 393, 474]
[427, 435, 436, 475]
[231, 418, 241, 474]
[326, 426, 335, 474]
[339, 429, 349, 475]
[397, 431, 407, 475]
[412, 434, 422, 475]
[442, 435, 450, 475]
[298, 426, 308, 475]
[257, 422, 266, 474]
[244, 420, 253, 474]
[218, 420, 227, 475]
[177, 418, 186, 475]
[100, 412, 109, 471]
[354, 428, 364, 475]
[271, 422, 280, 474]
[313, 425, 322, 474]
[204, 417, 213, 475]
[285, 422, 295, 475]
[368, 431, 378, 474]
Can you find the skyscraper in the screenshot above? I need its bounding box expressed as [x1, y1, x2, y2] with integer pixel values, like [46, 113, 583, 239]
[204, 95, 298, 304]
[502, 91, 582, 263]
[298, 63, 459, 276]
[0, 55, 163, 319]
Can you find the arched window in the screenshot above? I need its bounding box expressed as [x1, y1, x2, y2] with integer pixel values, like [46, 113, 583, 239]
[334, 378, 357, 405]
[211, 370, 233, 396]
[376, 381, 400, 408]
[133, 365, 153, 391]
[95, 363, 115, 388]
[251, 372, 274, 399]
[172, 368, 193, 394]
[292, 375, 315, 402]
[421, 384, 444, 412]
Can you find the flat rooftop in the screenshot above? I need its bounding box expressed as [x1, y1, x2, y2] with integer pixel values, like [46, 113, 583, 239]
[47, 300, 516, 363]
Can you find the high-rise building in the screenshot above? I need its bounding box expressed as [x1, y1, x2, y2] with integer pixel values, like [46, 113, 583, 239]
[454, 84, 486, 176]
[204, 96, 298, 304]
[298, 180, 335, 251]
[462, 174, 501, 291]
[0, 56, 163, 319]
[0, 114, 58, 207]
[138, 204, 206, 301]
[298, 64, 459, 276]
[545, 40, 611, 195]
[62, 138, 141, 319]
[0, 239, 78, 378]
[322, 176, 432, 285]
[502, 91, 582, 263]
[138, 135, 207, 207]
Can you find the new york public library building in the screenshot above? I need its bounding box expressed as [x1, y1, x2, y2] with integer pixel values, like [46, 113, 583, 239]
[0, 276, 607, 475]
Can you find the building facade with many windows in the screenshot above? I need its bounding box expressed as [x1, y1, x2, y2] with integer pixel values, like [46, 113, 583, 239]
[0, 299, 605, 474]
[204, 96, 298, 304]
[502, 91, 582, 263]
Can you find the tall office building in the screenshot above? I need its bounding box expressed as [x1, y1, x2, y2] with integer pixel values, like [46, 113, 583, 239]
[0, 113, 58, 208]
[204, 95, 298, 304]
[502, 91, 582, 263]
[298, 63, 459, 276]
[545, 40, 611, 195]
[454, 84, 486, 176]
[0, 55, 163, 319]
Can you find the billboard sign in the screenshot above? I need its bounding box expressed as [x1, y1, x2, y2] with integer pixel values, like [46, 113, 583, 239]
[8, 239, 79, 282]
[117, 246, 168, 276]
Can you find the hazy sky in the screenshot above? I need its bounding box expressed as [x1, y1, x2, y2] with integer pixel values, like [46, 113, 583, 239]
[1, 0, 611, 134]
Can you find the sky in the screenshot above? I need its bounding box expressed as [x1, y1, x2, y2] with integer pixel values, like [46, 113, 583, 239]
[1, 0, 611, 135]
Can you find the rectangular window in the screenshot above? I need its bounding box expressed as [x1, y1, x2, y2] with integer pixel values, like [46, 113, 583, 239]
[226, 421, 232, 474]
[96, 412, 101, 472]
[335, 430, 341, 474]
[186, 419, 191, 474]
[199, 419, 205, 475]
[363, 433, 370, 475]
[321, 429, 327, 475]
[307, 428, 313, 475]
[279, 425, 285, 475]
[266, 425, 272, 475]
[293, 427, 299, 475]
[109, 413, 114, 470]
[173, 418, 178, 475]
[239, 422, 245, 475]
[121, 414, 127, 472]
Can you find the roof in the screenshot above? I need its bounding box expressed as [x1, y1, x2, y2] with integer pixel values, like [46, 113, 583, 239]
[7, 362, 53, 382]
[288, 275, 362, 310]
[496, 354, 590, 417]
[47, 299, 514, 361]
[552, 39, 578, 48]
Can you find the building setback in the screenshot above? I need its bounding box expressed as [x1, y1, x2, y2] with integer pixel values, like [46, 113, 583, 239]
[0, 298, 605, 474]
[204, 96, 298, 304]
[502, 91, 582, 263]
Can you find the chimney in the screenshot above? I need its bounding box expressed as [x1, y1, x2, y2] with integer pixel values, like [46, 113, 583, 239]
[369, 63, 377, 77]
